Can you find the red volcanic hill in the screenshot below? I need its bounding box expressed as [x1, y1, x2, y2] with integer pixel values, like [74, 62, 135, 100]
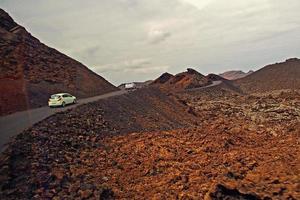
[152, 68, 212, 90]
[235, 58, 300, 93]
[219, 70, 253, 80]
[0, 9, 118, 115]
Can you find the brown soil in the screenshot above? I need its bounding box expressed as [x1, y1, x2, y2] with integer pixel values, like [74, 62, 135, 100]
[0, 9, 118, 116]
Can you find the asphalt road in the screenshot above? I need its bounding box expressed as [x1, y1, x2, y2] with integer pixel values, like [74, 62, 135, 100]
[185, 81, 222, 91]
[0, 90, 127, 152]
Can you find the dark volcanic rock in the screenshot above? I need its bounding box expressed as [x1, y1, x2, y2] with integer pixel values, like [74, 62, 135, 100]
[208, 184, 260, 200]
[0, 9, 18, 31]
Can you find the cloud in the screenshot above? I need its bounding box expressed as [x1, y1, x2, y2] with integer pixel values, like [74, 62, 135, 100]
[148, 29, 171, 44]
[95, 58, 170, 74]
[1, 0, 300, 84]
[74, 46, 100, 60]
[180, 0, 213, 10]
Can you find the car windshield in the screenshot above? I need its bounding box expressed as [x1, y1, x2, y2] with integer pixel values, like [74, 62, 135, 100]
[50, 95, 60, 99]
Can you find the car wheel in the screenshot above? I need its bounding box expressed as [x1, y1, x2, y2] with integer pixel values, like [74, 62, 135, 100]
[62, 101, 66, 107]
[73, 99, 77, 104]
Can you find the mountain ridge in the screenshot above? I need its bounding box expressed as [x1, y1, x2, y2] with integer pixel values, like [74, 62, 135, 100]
[219, 70, 254, 80]
[235, 58, 300, 93]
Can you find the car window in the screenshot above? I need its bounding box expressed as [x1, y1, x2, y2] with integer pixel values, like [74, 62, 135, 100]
[50, 95, 60, 99]
[62, 94, 68, 97]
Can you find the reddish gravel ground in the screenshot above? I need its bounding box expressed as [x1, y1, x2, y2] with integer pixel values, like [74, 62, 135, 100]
[0, 87, 299, 199]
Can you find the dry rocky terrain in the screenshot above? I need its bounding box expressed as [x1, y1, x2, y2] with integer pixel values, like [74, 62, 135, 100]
[0, 86, 299, 199]
[180, 89, 300, 137]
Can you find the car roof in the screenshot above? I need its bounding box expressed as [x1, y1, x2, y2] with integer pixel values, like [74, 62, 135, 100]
[52, 93, 70, 96]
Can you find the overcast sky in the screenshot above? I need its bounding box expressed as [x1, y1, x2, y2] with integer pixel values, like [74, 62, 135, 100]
[1, 0, 300, 85]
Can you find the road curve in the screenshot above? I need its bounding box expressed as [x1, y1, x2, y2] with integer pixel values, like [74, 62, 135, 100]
[0, 90, 127, 152]
[185, 80, 222, 91]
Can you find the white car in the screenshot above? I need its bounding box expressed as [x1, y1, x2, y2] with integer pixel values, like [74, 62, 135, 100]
[48, 93, 76, 107]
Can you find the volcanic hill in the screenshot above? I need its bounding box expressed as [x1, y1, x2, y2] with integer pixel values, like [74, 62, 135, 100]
[0, 9, 117, 115]
[219, 70, 253, 80]
[235, 58, 300, 93]
[152, 68, 212, 91]
[152, 72, 174, 84]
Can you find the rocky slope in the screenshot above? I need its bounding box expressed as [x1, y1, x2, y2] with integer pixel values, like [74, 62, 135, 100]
[219, 70, 253, 80]
[235, 58, 300, 93]
[0, 9, 118, 115]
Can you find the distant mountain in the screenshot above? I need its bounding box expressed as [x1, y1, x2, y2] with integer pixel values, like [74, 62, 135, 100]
[206, 73, 227, 82]
[152, 68, 212, 90]
[235, 58, 300, 93]
[219, 70, 254, 80]
[0, 9, 118, 115]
